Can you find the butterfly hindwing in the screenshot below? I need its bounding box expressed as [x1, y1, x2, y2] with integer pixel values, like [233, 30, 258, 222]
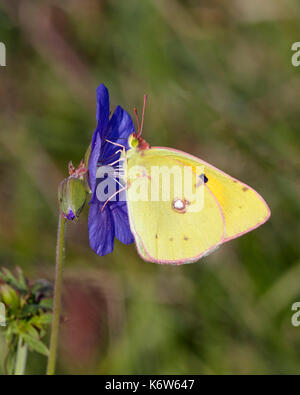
[126, 148, 226, 263]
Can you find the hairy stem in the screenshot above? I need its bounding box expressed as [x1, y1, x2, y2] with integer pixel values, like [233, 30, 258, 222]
[47, 213, 66, 375]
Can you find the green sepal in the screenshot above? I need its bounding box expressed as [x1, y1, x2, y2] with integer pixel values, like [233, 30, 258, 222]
[83, 143, 92, 193]
[58, 177, 87, 220]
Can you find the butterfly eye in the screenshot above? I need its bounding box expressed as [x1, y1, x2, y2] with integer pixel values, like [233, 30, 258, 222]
[128, 133, 139, 148]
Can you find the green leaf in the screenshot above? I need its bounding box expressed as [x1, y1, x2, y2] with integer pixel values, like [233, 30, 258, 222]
[6, 349, 17, 375]
[31, 280, 51, 295]
[21, 304, 41, 316]
[0, 285, 20, 312]
[1, 268, 20, 289]
[39, 298, 53, 310]
[25, 324, 40, 339]
[15, 267, 28, 292]
[22, 334, 49, 356]
[0, 271, 5, 282]
[0, 268, 28, 293]
[30, 313, 53, 326]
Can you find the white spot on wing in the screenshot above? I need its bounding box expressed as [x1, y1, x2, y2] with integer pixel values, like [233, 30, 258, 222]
[173, 199, 185, 210]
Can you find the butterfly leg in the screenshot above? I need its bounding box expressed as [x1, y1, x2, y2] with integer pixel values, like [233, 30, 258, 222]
[105, 139, 126, 155]
[101, 185, 128, 212]
[98, 149, 123, 164]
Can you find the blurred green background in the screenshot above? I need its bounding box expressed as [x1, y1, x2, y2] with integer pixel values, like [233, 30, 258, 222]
[0, 0, 300, 374]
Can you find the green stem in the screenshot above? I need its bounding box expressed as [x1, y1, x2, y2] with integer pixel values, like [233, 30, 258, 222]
[47, 213, 66, 375]
[14, 337, 28, 375]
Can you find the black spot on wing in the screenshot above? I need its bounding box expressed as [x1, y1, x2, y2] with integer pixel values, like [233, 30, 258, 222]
[200, 173, 208, 183]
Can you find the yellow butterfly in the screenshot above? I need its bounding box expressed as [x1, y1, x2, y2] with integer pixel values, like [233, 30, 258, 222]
[122, 97, 270, 264]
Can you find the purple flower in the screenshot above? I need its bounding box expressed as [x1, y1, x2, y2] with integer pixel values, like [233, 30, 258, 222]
[88, 84, 134, 256]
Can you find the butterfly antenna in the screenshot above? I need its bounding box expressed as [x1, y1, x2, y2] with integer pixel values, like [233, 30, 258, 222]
[133, 94, 148, 138]
[133, 107, 141, 137]
[140, 95, 147, 138]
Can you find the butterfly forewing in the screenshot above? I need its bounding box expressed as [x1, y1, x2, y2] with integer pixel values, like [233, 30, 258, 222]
[156, 148, 271, 242]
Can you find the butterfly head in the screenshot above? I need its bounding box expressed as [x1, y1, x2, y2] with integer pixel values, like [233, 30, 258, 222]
[128, 132, 150, 152]
[129, 94, 150, 152]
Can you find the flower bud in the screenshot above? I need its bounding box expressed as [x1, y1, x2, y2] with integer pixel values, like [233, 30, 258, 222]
[58, 177, 87, 220]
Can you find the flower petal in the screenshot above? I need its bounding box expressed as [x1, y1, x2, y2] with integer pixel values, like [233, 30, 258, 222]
[100, 106, 135, 165]
[110, 201, 134, 245]
[109, 105, 135, 146]
[88, 132, 101, 194]
[96, 84, 110, 137]
[88, 202, 115, 256]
